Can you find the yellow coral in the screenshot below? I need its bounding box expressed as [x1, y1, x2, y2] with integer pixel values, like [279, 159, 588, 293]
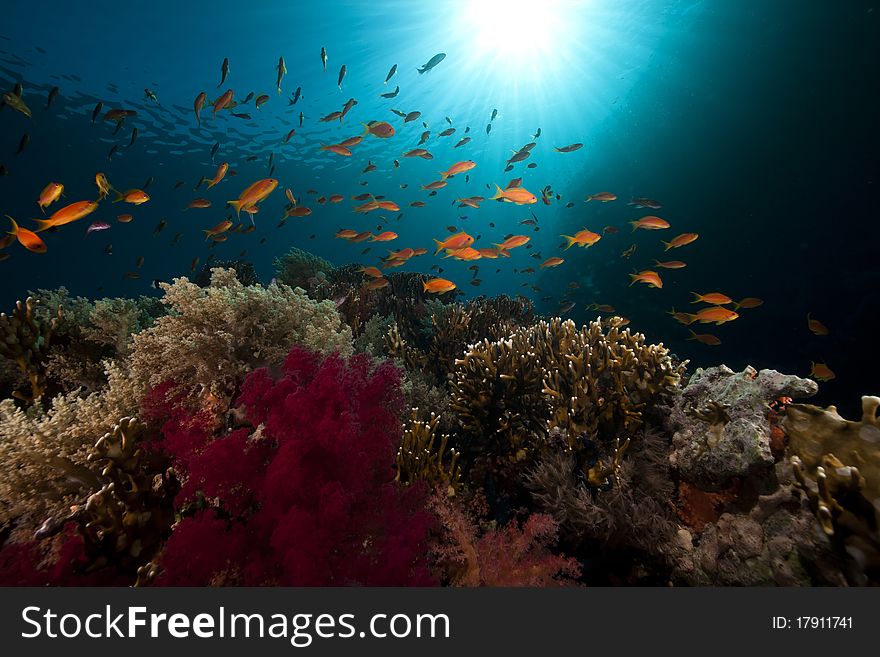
[396, 409, 460, 495]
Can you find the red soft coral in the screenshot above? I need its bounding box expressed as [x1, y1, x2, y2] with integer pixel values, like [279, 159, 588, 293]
[155, 346, 434, 586]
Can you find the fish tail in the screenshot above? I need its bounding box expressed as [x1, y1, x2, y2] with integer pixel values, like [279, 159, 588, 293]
[433, 238, 445, 255]
[440, 172, 449, 181]
[690, 292, 703, 304]
[662, 240, 672, 251]
[628, 273, 638, 286]
[586, 196, 593, 202]
[5, 215, 19, 235]
[112, 190, 124, 203]
[227, 200, 242, 217]
[561, 235, 576, 250]
[362, 123, 370, 135]
[629, 221, 638, 232]
[32, 219, 55, 233]
[687, 330, 698, 341]
[422, 281, 429, 292]
[490, 184, 504, 201]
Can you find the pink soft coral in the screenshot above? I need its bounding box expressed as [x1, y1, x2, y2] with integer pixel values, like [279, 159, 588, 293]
[154, 347, 435, 586]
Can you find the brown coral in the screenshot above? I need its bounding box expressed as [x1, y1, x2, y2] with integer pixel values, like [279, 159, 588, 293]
[396, 409, 460, 495]
[0, 297, 60, 402]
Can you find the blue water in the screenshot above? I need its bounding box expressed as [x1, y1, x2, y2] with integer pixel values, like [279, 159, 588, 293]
[1, 0, 877, 414]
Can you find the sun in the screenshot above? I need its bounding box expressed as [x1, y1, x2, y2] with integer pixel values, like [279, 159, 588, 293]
[463, 0, 569, 66]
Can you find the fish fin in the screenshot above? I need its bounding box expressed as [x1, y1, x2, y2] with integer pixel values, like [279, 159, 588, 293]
[432, 238, 445, 255]
[561, 235, 576, 250]
[5, 215, 19, 235]
[227, 200, 242, 217]
[690, 292, 702, 304]
[32, 219, 55, 233]
[687, 330, 697, 341]
[629, 221, 639, 232]
[112, 190, 124, 203]
[440, 172, 448, 181]
[662, 241, 672, 251]
[628, 274, 638, 286]
[490, 184, 504, 201]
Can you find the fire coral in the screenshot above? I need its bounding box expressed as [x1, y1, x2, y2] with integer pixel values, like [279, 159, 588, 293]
[152, 346, 435, 586]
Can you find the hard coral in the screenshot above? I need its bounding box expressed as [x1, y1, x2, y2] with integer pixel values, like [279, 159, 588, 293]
[0, 297, 60, 402]
[451, 317, 685, 465]
[152, 347, 434, 586]
[130, 268, 352, 406]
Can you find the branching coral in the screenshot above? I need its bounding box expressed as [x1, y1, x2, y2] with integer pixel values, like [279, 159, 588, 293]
[0, 297, 60, 402]
[148, 346, 434, 586]
[129, 268, 352, 406]
[397, 410, 460, 495]
[451, 317, 685, 465]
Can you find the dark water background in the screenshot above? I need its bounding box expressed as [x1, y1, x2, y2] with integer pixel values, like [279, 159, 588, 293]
[0, 0, 877, 416]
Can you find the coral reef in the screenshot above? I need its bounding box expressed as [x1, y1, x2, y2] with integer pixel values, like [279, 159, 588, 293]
[0, 297, 60, 402]
[669, 365, 817, 489]
[0, 361, 145, 530]
[396, 410, 460, 495]
[428, 492, 580, 586]
[148, 347, 434, 586]
[130, 268, 352, 406]
[193, 259, 260, 287]
[273, 246, 333, 289]
[451, 317, 685, 465]
[784, 396, 880, 585]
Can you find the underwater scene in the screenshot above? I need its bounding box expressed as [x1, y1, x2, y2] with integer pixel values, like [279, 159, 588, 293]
[0, 0, 878, 586]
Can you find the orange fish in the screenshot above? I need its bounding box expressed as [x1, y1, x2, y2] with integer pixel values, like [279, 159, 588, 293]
[320, 111, 343, 123]
[445, 247, 481, 261]
[320, 144, 352, 157]
[349, 231, 373, 243]
[494, 235, 530, 250]
[629, 270, 663, 288]
[95, 172, 114, 201]
[338, 136, 363, 148]
[377, 200, 400, 212]
[561, 229, 601, 250]
[204, 220, 233, 238]
[386, 248, 415, 261]
[354, 199, 381, 214]
[423, 277, 456, 294]
[328, 194, 344, 203]
[540, 257, 565, 268]
[365, 277, 390, 290]
[688, 330, 721, 345]
[586, 192, 616, 202]
[403, 149, 433, 159]
[411, 248, 428, 256]
[807, 313, 829, 336]
[653, 259, 687, 269]
[114, 189, 150, 205]
[5, 216, 47, 253]
[490, 184, 537, 205]
[336, 229, 358, 239]
[663, 233, 699, 250]
[194, 92, 207, 127]
[363, 121, 395, 138]
[667, 308, 697, 325]
[630, 216, 669, 231]
[440, 160, 476, 180]
[809, 361, 835, 381]
[370, 231, 398, 242]
[433, 232, 473, 254]
[421, 180, 447, 191]
[360, 266, 384, 278]
[692, 292, 732, 305]
[33, 200, 99, 231]
[287, 207, 312, 217]
[37, 182, 64, 213]
[206, 162, 229, 189]
[456, 196, 484, 208]
[117, 213, 133, 223]
[694, 306, 739, 325]
[213, 89, 234, 118]
[228, 178, 278, 217]
[734, 297, 764, 310]
[187, 198, 212, 209]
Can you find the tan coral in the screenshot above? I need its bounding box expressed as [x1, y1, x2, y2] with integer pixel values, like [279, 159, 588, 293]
[396, 409, 461, 495]
[0, 297, 61, 402]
